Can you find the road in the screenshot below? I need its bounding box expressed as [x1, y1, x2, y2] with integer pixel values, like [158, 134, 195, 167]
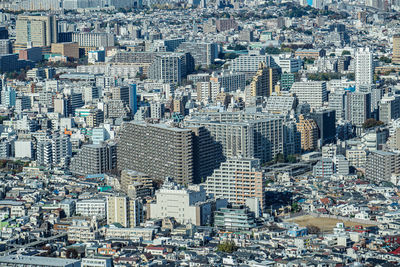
[0, 232, 67, 255]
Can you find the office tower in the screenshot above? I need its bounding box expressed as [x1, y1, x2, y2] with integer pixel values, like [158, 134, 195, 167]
[148, 53, 188, 84]
[290, 81, 328, 110]
[393, 35, 400, 64]
[366, 150, 400, 181]
[176, 42, 218, 66]
[16, 15, 58, 48]
[328, 90, 345, 121]
[0, 39, 11, 55]
[121, 169, 153, 193]
[249, 62, 279, 97]
[345, 91, 371, 129]
[187, 125, 224, 184]
[379, 93, 400, 124]
[186, 112, 284, 163]
[210, 71, 246, 92]
[70, 142, 117, 176]
[296, 114, 319, 151]
[117, 121, 193, 185]
[309, 109, 336, 147]
[355, 47, 373, 86]
[150, 177, 223, 226]
[106, 196, 143, 227]
[204, 157, 265, 210]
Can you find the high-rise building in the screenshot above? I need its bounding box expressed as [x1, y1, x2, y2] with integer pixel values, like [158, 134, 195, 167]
[36, 135, 72, 168]
[70, 142, 117, 176]
[366, 150, 400, 181]
[117, 122, 193, 185]
[0, 39, 11, 55]
[309, 109, 336, 146]
[16, 15, 58, 48]
[290, 81, 328, 110]
[355, 47, 374, 86]
[393, 35, 400, 64]
[379, 93, 400, 124]
[176, 42, 218, 67]
[297, 115, 319, 151]
[328, 90, 346, 121]
[186, 112, 284, 163]
[148, 53, 190, 84]
[210, 71, 246, 92]
[150, 102, 165, 119]
[112, 85, 137, 115]
[196, 81, 220, 103]
[187, 125, 224, 184]
[204, 157, 265, 210]
[345, 91, 371, 129]
[249, 62, 279, 98]
[106, 196, 143, 228]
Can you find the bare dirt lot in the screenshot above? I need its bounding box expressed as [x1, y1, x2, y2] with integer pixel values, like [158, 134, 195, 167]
[285, 215, 377, 232]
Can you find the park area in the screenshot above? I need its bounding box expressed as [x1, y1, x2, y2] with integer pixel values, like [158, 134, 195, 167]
[285, 215, 377, 233]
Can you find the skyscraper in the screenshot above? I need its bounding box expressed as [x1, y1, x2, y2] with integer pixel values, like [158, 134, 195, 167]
[355, 47, 373, 86]
[16, 15, 58, 48]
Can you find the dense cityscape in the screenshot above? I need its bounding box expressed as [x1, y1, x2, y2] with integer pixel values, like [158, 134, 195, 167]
[0, 0, 397, 266]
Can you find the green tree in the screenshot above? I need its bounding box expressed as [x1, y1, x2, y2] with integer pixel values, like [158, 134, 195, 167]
[307, 225, 321, 235]
[341, 50, 351, 56]
[379, 56, 391, 64]
[273, 153, 285, 163]
[217, 240, 238, 253]
[362, 118, 384, 129]
[287, 154, 297, 163]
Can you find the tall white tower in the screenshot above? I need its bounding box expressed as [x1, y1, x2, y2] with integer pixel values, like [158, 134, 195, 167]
[355, 47, 374, 86]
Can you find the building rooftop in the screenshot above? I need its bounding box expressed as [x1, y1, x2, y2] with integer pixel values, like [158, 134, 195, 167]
[0, 255, 80, 266]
